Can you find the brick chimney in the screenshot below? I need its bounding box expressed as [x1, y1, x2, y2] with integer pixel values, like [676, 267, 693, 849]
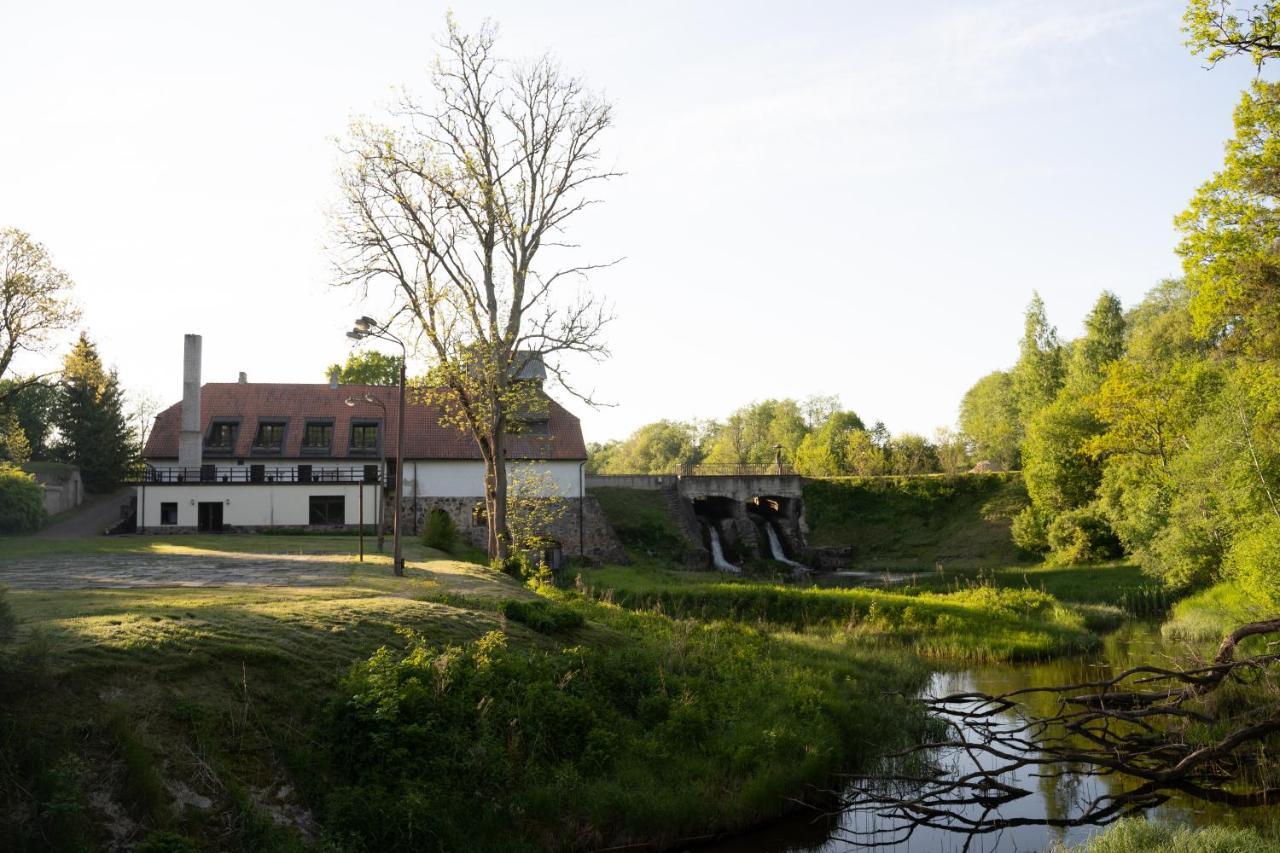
[178, 334, 202, 468]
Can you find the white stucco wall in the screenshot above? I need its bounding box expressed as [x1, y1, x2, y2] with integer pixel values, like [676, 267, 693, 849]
[139, 458, 584, 527]
[402, 460, 583, 498]
[136, 483, 380, 528]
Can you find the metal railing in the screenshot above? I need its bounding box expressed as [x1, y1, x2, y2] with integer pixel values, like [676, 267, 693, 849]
[132, 465, 382, 485]
[677, 463, 796, 477]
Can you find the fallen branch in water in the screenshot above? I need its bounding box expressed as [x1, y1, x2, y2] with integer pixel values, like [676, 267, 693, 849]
[820, 618, 1280, 850]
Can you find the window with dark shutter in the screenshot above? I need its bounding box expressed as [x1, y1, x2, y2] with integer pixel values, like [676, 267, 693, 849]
[309, 495, 345, 525]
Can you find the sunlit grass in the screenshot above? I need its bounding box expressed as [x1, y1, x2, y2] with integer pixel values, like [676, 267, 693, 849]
[574, 563, 1098, 662]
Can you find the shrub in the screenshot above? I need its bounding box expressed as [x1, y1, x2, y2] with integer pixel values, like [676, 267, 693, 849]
[500, 598, 585, 634]
[1045, 506, 1122, 565]
[323, 612, 930, 852]
[421, 508, 460, 553]
[1010, 504, 1050, 553]
[0, 464, 45, 533]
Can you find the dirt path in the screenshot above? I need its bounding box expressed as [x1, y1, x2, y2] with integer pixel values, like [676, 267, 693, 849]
[36, 489, 134, 539]
[0, 552, 354, 589]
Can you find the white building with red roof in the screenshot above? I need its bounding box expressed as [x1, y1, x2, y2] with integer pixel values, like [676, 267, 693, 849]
[135, 335, 621, 560]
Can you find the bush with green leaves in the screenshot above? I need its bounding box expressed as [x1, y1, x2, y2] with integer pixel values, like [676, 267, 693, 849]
[322, 601, 930, 852]
[1045, 505, 1122, 566]
[1011, 504, 1050, 554]
[499, 598, 584, 634]
[0, 464, 45, 533]
[420, 508, 460, 553]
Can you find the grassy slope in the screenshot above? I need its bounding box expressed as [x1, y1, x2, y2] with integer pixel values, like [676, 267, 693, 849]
[0, 534, 930, 851]
[588, 486, 689, 561]
[0, 537, 549, 851]
[802, 474, 1031, 568]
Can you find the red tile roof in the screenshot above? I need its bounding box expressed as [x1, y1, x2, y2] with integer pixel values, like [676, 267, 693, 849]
[142, 383, 586, 461]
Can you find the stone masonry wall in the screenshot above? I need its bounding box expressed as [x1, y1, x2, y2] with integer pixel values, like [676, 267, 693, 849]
[402, 495, 626, 563]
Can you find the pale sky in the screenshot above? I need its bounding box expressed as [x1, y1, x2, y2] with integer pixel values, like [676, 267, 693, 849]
[0, 1, 1259, 443]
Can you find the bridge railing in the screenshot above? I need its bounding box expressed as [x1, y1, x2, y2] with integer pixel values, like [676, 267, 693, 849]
[678, 463, 795, 477]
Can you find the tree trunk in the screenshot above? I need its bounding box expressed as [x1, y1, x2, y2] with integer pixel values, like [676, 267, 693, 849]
[490, 425, 509, 561]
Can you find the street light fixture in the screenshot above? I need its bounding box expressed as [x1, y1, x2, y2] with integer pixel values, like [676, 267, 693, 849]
[345, 392, 388, 552]
[344, 316, 408, 577]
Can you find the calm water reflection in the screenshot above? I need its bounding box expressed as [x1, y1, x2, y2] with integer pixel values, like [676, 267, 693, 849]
[699, 622, 1249, 853]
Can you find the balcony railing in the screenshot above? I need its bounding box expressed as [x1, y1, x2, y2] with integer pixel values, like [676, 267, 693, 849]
[132, 465, 382, 485]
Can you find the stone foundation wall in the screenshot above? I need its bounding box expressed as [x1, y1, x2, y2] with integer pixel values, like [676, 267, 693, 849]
[401, 495, 626, 563]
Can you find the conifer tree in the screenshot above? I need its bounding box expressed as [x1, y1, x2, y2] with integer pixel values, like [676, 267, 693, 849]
[54, 334, 134, 492]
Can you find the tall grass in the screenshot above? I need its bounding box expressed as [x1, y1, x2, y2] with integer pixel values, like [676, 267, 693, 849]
[1058, 818, 1278, 852]
[575, 568, 1098, 662]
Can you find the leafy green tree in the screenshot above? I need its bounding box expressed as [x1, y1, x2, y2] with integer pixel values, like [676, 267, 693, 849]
[1184, 0, 1280, 69]
[959, 370, 1021, 469]
[592, 420, 703, 474]
[586, 440, 621, 475]
[703, 400, 808, 466]
[888, 433, 940, 475]
[932, 427, 970, 476]
[53, 334, 135, 492]
[1176, 81, 1280, 359]
[845, 429, 890, 477]
[327, 350, 402, 385]
[1066, 292, 1125, 393]
[1022, 397, 1104, 515]
[0, 379, 58, 458]
[1012, 292, 1065, 424]
[793, 410, 865, 476]
[800, 394, 842, 429]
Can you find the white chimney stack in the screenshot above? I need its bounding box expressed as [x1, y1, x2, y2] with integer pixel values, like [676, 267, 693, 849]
[328, 367, 340, 390]
[238, 371, 247, 384]
[178, 334, 203, 468]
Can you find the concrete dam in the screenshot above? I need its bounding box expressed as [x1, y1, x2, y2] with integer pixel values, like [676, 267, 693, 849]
[586, 473, 809, 573]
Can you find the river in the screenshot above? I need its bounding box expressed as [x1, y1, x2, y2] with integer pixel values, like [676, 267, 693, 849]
[701, 621, 1257, 853]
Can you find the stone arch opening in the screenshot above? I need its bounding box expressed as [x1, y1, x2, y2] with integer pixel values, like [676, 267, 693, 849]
[745, 495, 798, 520]
[691, 495, 739, 521]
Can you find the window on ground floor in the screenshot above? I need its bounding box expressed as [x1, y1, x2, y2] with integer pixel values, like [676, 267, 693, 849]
[309, 495, 345, 525]
[160, 502, 178, 525]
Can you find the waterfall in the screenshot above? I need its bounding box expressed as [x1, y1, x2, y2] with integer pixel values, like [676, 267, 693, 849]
[765, 522, 808, 573]
[707, 526, 741, 573]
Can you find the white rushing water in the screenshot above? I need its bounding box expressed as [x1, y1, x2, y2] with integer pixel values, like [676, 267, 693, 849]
[707, 526, 741, 573]
[765, 522, 808, 572]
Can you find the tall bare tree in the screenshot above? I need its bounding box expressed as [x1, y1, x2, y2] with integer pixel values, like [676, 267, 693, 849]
[333, 17, 617, 560]
[0, 228, 79, 403]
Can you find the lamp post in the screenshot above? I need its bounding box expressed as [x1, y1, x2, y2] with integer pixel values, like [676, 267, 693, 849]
[345, 392, 388, 552]
[346, 317, 408, 576]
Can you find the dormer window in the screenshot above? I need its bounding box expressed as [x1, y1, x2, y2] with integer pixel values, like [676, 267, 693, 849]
[252, 420, 287, 453]
[205, 420, 239, 454]
[302, 420, 334, 454]
[349, 421, 380, 454]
